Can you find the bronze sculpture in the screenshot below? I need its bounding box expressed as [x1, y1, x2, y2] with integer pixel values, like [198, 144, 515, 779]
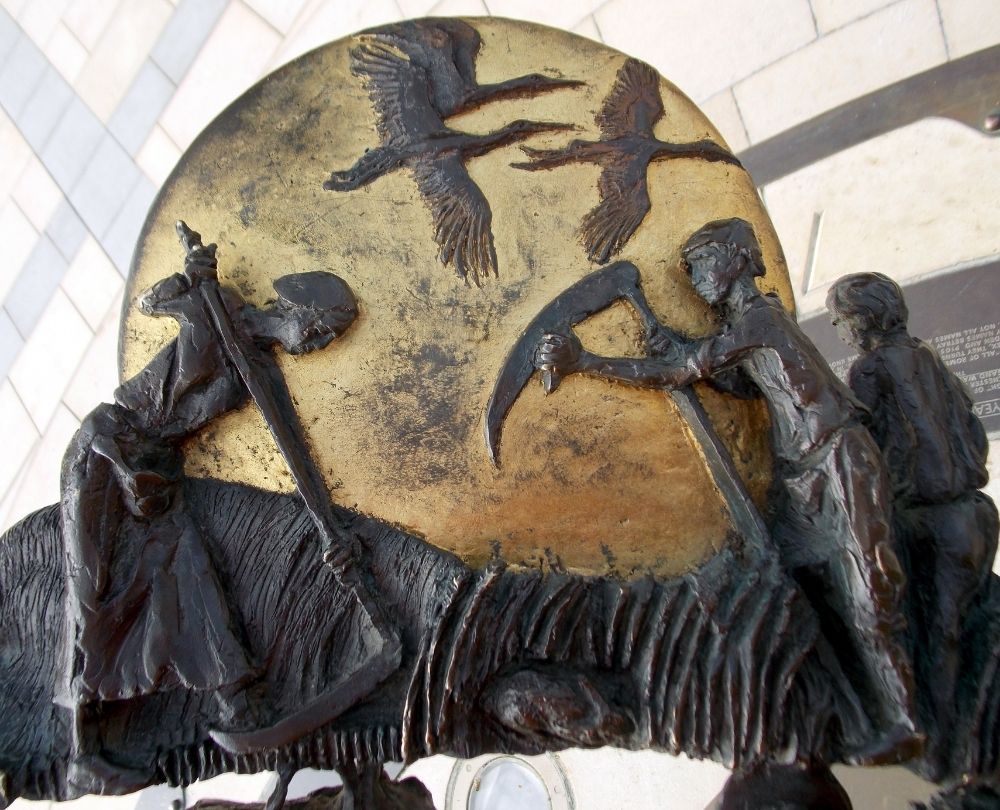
[828, 272, 999, 781]
[512, 58, 742, 264]
[0, 17, 997, 810]
[526, 219, 922, 766]
[60, 222, 388, 796]
[324, 19, 581, 283]
[3, 217, 994, 809]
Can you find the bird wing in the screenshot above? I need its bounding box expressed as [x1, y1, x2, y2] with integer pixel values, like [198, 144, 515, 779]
[350, 40, 441, 141]
[411, 153, 498, 283]
[580, 153, 651, 263]
[443, 19, 483, 91]
[369, 20, 479, 117]
[597, 58, 664, 140]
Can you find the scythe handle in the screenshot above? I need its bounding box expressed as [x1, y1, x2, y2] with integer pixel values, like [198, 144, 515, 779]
[196, 281, 349, 562]
[196, 276, 403, 751]
[197, 277, 401, 623]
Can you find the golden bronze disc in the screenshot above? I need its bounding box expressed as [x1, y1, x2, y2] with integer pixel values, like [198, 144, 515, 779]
[122, 17, 792, 578]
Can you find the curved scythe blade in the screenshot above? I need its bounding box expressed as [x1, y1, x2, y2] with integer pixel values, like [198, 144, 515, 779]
[483, 260, 770, 556]
[484, 261, 645, 467]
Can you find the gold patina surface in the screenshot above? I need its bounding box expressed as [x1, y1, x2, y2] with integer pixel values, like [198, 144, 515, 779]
[122, 18, 791, 577]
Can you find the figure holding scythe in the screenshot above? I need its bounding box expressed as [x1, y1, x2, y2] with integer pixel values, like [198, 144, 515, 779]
[61, 222, 398, 791]
[485, 218, 920, 765]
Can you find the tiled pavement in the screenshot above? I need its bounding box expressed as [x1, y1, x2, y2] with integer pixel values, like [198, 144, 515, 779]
[0, 0, 997, 807]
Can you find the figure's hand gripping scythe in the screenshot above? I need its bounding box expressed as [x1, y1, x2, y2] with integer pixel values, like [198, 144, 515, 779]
[484, 262, 770, 555]
[174, 223, 401, 754]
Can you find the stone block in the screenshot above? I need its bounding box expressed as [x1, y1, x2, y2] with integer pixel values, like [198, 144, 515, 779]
[136, 123, 181, 185]
[699, 89, 750, 153]
[0, 110, 31, 198]
[12, 156, 62, 232]
[762, 119, 1000, 316]
[3, 234, 67, 337]
[39, 96, 104, 191]
[269, 0, 401, 70]
[938, 0, 1000, 58]
[0, 33, 47, 118]
[68, 133, 140, 238]
[0, 202, 38, 307]
[8, 287, 90, 432]
[150, 0, 227, 83]
[2, 402, 78, 526]
[160, 0, 281, 149]
[595, 0, 817, 102]
[100, 175, 156, 275]
[0, 308, 23, 380]
[427, 0, 489, 14]
[44, 21, 89, 83]
[0, 4, 19, 63]
[16, 0, 70, 50]
[0, 200, 37, 301]
[571, 15, 603, 43]
[0, 379, 38, 501]
[62, 295, 120, 420]
[107, 59, 175, 155]
[734, 0, 947, 142]
[244, 0, 311, 34]
[61, 235, 122, 330]
[810, 0, 896, 34]
[45, 198, 87, 261]
[0, 0, 27, 17]
[62, 0, 119, 51]
[72, 0, 173, 122]
[481, 0, 601, 30]
[18, 65, 74, 151]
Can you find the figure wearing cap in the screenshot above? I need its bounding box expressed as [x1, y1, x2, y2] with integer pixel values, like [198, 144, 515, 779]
[60, 223, 358, 792]
[534, 218, 920, 763]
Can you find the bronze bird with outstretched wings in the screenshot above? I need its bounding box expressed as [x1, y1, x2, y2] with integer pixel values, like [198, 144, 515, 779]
[324, 21, 580, 284]
[513, 58, 742, 264]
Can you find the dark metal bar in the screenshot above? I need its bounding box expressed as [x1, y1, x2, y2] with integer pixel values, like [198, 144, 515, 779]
[739, 45, 1000, 187]
[670, 389, 771, 556]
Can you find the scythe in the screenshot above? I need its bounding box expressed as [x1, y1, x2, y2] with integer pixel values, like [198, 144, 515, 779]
[483, 262, 770, 554]
[175, 222, 401, 754]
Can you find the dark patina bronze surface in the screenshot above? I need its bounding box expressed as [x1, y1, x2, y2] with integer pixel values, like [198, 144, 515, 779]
[0, 17, 998, 810]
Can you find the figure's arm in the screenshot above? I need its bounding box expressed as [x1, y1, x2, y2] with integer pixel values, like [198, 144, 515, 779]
[535, 331, 703, 390]
[617, 272, 696, 364]
[847, 355, 880, 414]
[535, 284, 754, 392]
[138, 222, 221, 324]
[134, 224, 257, 424]
[581, 351, 702, 389]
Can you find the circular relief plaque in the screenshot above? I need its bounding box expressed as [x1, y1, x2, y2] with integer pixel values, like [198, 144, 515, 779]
[121, 17, 791, 577]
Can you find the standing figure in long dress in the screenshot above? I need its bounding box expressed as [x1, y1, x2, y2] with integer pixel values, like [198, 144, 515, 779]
[61, 223, 359, 792]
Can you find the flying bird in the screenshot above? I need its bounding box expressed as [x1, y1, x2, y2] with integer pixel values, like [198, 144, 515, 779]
[355, 19, 583, 118]
[324, 20, 582, 284]
[512, 58, 743, 264]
